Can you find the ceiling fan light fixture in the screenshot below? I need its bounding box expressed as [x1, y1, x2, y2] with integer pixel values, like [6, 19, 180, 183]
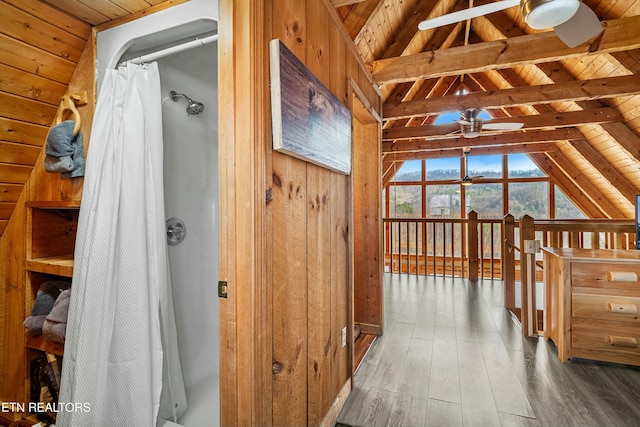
[460, 123, 481, 138]
[461, 177, 474, 186]
[521, 0, 580, 29]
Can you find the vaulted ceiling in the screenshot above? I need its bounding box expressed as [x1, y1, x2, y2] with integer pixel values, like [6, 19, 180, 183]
[0, 0, 184, 234]
[1, 0, 639, 236]
[334, 0, 640, 219]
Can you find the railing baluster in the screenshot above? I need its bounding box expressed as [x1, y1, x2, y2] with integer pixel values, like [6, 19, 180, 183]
[432, 222, 436, 277]
[415, 221, 419, 275]
[490, 223, 495, 279]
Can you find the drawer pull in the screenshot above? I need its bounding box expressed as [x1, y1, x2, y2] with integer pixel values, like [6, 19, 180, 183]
[607, 271, 638, 282]
[607, 335, 638, 348]
[607, 302, 638, 314]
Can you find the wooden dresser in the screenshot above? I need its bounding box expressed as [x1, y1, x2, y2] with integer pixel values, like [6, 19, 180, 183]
[542, 247, 640, 366]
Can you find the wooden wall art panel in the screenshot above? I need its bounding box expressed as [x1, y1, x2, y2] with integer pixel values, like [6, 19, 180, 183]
[270, 39, 352, 174]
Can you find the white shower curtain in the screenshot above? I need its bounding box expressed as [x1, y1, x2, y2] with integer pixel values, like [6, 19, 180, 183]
[58, 62, 186, 426]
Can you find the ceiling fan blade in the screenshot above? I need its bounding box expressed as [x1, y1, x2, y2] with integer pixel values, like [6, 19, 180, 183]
[418, 0, 519, 31]
[482, 122, 524, 130]
[553, 3, 602, 48]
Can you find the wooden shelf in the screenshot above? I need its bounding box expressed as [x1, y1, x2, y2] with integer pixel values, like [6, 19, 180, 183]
[25, 335, 64, 356]
[26, 255, 74, 277]
[25, 200, 80, 209]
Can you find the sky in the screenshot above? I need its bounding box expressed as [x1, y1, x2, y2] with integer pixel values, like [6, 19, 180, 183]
[397, 152, 539, 175]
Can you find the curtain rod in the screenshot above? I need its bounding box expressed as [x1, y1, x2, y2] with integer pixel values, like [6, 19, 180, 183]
[121, 34, 218, 66]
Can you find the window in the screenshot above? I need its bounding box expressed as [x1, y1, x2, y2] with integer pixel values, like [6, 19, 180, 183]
[465, 184, 503, 218]
[508, 154, 545, 178]
[426, 185, 460, 217]
[509, 182, 549, 218]
[388, 185, 421, 218]
[468, 155, 502, 178]
[391, 160, 421, 182]
[385, 153, 555, 220]
[555, 186, 585, 219]
[426, 157, 459, 180]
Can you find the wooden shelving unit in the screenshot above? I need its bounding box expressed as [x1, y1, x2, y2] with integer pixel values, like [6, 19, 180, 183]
[26, 255, 74, 277]
[25, 335, 65, 357]
[22, 202, 79, 418]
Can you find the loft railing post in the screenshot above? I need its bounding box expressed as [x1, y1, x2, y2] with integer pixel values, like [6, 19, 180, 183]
[523, 239, 540, 337]
[519, 215, 535, 333]
[468, 210, 479, 281]
[503, 214, 516, 313]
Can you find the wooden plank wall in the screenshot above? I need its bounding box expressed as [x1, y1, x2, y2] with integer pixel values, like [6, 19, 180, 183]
[0, 30, 95, 406]
[0, 0, 92, 235]
[269, 1, 381, 425]
[352, 93, 383, 335]
[219, 0, 381, 425]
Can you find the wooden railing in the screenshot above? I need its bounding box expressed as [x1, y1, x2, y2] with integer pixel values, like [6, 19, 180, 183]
[383, 211, 504, 280]
[502, 214, 636, 335]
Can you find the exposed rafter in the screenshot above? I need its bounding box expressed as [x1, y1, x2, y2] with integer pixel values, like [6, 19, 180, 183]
[384, 75, 640, 119]
[369, 15, 640, 84]
[383, 128, 581, 152]
[382, 108, 622, 140]
[331, 0, 368, 6]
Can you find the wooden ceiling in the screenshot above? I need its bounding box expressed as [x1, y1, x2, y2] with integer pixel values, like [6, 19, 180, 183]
[1, 0, 639, 237]
[334, 0, 640, 219]
[0, 0, 183, 235]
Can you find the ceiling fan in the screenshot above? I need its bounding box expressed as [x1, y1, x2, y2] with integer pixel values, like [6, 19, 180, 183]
[458, 147, 484, 186]
[418, 0, 602, 48]
[455, 108, 524, 138]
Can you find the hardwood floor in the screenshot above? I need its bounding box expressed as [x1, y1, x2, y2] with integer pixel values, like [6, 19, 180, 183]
[337, 273, 640, 427]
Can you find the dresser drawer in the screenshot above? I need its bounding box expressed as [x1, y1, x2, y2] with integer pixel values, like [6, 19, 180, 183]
[572, 319, 640, 365]
[572, 293, 640, 324]
[571, 262, 640, 291]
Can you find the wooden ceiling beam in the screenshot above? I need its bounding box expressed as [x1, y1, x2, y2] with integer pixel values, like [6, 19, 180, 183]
[383, 74, 640, 119]
[480, 15, 640, 164]
[474, 67, 633, 218]
[340, 0, 382, 41]
[352, 0, 387, 49]
[381, 0, 463, 59]
[369, 15, 640, 84]
[382, 108, 622, 140]
[536, 62, 640, 162]
[610, 49, 640, 74]
[383, 128, 580, 153]
[331, 0, 368, 6]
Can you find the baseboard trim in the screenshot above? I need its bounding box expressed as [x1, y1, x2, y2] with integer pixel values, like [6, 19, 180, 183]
[320, 379, 352, 427]
[357, 322, 382, 335]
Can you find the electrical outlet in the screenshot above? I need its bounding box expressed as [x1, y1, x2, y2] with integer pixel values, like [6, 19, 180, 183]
[341, 326, 347, 348]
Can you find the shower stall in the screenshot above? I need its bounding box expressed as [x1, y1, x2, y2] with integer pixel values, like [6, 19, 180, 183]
[96, 6, 220, 427]
[155, 40, 219, 427]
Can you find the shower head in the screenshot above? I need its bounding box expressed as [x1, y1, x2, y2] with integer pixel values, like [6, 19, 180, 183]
[169, 90, 205, 115]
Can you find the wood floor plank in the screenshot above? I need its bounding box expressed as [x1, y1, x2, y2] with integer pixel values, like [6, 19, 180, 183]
[478, 330, 536, 418]
[434, 281, 456, 328]
[425, 398, 463, 427]
[428, 326, 461, 404]
[338, 274, 640, 427]
[387, 395, 429, 427]
[337, 386, 396, 427]
[397, 337, 433, 400]
[457, 339, 501, 427]
[360, 322, 414, 392]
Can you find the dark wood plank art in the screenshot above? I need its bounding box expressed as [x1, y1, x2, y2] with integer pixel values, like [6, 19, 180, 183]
[269, 39, 352, 174]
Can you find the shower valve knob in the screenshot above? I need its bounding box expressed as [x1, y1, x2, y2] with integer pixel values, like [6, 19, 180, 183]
[166, 218, 186, 246]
